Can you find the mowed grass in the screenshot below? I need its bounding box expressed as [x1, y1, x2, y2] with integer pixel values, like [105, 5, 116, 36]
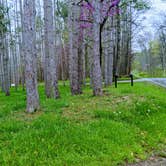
[0, 82, 166, 166]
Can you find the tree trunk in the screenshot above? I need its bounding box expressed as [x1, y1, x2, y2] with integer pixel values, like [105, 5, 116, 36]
[104, 17, 114, 86]
[1, 37, 10, 96]
[43, 0, 59, 98]
[19, 0, 25, 90]
[68, 1, 82, 95]
[91, 0, 103, 96]
[23, 0, 40, 113]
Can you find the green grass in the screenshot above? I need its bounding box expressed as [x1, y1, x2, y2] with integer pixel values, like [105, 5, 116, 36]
[132, 69, 166, 78]
[0, 82, 166, 165]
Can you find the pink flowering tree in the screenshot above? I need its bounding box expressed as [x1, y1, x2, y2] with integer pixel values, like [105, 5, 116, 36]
[78, 0, 120, 36]
[80, 0, 120, 95]
[68, 0, 121, 96]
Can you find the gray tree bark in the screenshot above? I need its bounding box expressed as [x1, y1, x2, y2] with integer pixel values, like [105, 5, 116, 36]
[43, 0, 59, 99]
[23, 0, 40, 113]
[0, 0, 10, 96]
[91, 0, 103, 96]
[19, 0, 25, 90]
[103, 17, 114, 86]
[0, 37, 10, 96]
[68, 1, 82, 95]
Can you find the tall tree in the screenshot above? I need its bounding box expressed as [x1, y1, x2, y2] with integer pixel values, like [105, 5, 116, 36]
[19, 0, 25, 90]
[68, 1, 82, 95]
[103, 17, 114, 86]
[43, 0, 59, 98]
[0, 1, 10, 96]
[91, 0, 103, 95]
[23, 0, 40, 113]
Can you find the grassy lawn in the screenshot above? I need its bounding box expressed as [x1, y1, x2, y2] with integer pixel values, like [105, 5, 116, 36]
[0, 82, 166, 165]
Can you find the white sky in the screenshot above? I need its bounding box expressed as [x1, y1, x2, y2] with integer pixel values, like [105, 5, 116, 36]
[141, 0, 166, 31]
[133, 0, 166, 51]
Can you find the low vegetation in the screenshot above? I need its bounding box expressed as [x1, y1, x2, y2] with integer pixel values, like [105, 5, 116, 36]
[0, 82, 166, 165]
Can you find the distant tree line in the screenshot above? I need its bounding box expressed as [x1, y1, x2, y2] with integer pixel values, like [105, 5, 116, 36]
[135, 12, 166, 77]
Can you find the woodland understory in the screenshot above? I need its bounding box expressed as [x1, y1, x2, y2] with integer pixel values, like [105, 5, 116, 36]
[0, 0, 166, 165]
[0, 0, 165, 111]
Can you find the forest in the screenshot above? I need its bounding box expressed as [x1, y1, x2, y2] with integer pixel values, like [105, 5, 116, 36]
[0, 0, 166, 165]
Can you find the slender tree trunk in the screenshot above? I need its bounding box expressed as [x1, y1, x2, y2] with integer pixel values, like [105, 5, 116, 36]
[0, 0, 10, 96]
[78, 6, 86, 86]
[23, 0, 40, 113]
[114, 6, 121, 77]
[43, 0, 59, 98]
[19, 0, 25, 90]
[1, 37, 10, 96]
[68, 1, 82, 95]
[104, 17, 114, 86]
[91, 0, 103, 96]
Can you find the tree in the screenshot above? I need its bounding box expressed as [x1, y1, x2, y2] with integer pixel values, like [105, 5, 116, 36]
[43, 0, 59, 98]
[157, 13, 166, 74]
[23, 0, 40, 113]
[103, 17, 114, 86]
[78, 0, 120, 95]
[117, 0, 149, 76]
[91, 0, 103, 95]
[68, 1, 82, 95]
[19, 0, 25, 90]
[0, 2, 10, 96]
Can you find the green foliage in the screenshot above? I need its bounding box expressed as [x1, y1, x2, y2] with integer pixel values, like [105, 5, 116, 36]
[133, 69, 166, 78]
[120, 0, 150, 11]
[133, 39, 164, 75]
[36, 16, 43, 31]
[149, 40, 160, 57]
[0, 83, 166, 165]
[0, 5, 9, 36]
[55, 1, 68, 20]
[132, 0, 150, 10]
